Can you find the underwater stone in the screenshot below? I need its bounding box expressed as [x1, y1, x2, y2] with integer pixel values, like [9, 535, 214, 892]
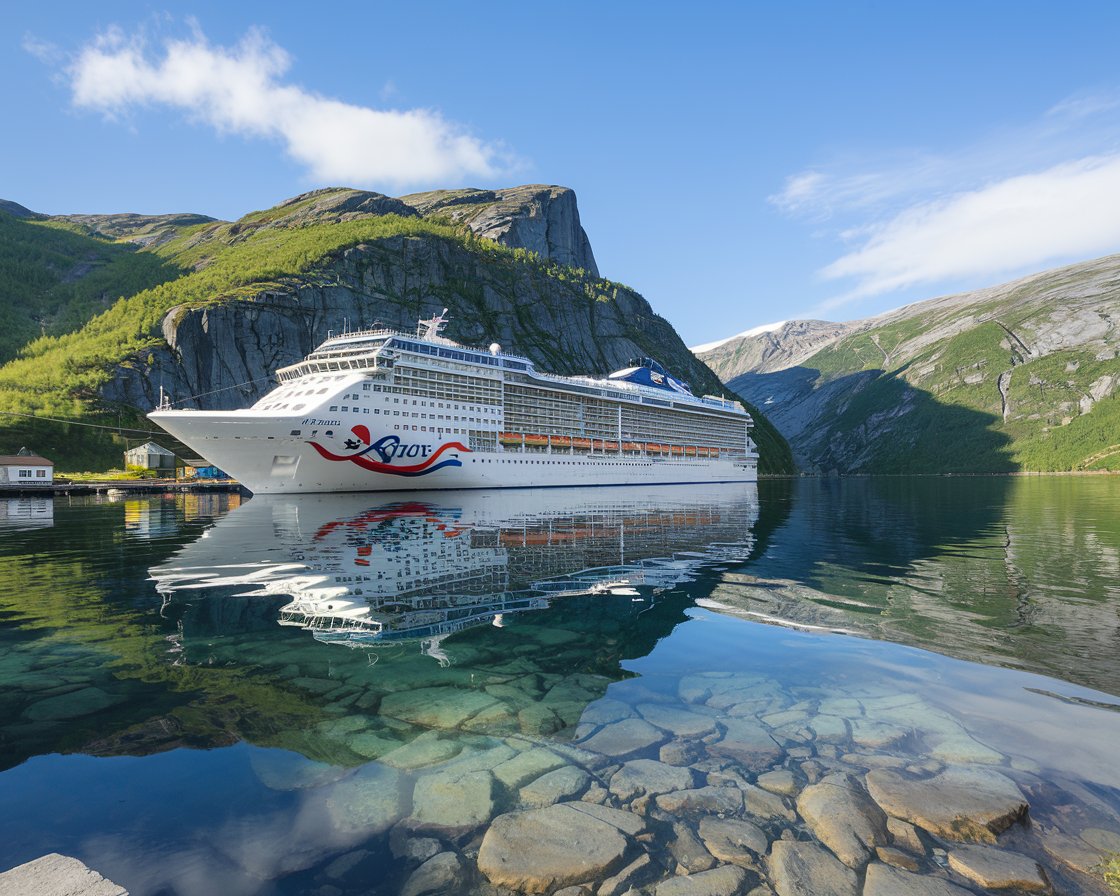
[598, 853, 655, 896]
[946, 844, 1049, 891]
[768, 840, 859, 896]
[654, 864, 748, 896]
[400, 851, 466, 896]
[609, 759, 698, 801]
[709, 718, 784, 770]
[697, 816, 768, 866]
[324, 764, 410, 834]
[492, 748, 567, 790]
[377, 731, 464, 770]
[379, 687, 504, 729]
[477, 804, 632, 893]
[655, 785, 744, 815]
[667, 820, 717, 873]
[928, 734, 1005, 765]
[866, 767, 1028, 843]
[637, 703, 720, 738]
[520, 766, 590, 808]
[797, 772, 889, 869]
[756, 769, 798, 797]
[578, 718, 666, 759]
[409, 768, 496, 838]
[863, 863, 974, 896]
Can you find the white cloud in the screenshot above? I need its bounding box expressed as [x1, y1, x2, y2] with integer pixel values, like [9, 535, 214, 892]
[821, 154, 1120, 297]
[773, 90, 1120, 306]
[60, 23, 514, 190]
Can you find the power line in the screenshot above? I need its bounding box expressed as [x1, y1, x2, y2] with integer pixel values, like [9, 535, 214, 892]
[0, 410, 167, 437]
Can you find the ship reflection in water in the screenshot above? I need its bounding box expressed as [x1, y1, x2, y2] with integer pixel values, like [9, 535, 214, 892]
[150, 483, 760, 663]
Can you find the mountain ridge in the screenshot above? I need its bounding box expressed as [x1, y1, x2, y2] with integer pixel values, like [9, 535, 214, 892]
[698, 255, 1120, 473]
[0, 186, 791, 473]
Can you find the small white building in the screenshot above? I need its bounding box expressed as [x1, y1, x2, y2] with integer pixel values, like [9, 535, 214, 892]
[0, 448, 54, 487]
[124, 441, 177, 471]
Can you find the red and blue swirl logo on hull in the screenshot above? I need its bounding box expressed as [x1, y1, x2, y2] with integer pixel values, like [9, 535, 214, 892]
[309, 425, 470, 477]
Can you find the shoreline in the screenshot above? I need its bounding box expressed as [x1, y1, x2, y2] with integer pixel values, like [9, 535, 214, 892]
[0, 480, 247, 497]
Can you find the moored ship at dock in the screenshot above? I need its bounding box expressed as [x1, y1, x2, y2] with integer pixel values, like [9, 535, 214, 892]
[150, 311, 757, 494]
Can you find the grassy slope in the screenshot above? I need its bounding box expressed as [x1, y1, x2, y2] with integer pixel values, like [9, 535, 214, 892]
[0, 213, 183, 363]
[801, 298, 1119, 472]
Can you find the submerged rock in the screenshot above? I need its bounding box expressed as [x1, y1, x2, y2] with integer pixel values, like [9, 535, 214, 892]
[697, 816, 768, 867]
[379, 686, 504, 729]
[408, 769, 496, 838]
[768, 840, 859, 896]
[862, 862, 974, 896]
[667, 821, 717, 873]
[655, 785, 744, 815]
[477, 804, 634, 893]
[638, 703, 720, 738]
[400, 851, 466, 896]
[324, 764, 410, 834]
[866, 767, 1028, 843]
[710, 718, 784, 770]
[796, 772, 888, 869]
[654, 864, 749, 896]
[520, 766, 591, 808]
[579, 718, 666, 759]
[610, 759, 698, 801]
[946, 844, 1050, 891]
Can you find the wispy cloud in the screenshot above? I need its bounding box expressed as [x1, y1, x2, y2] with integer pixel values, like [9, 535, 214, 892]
[51, 21, 515, 190]
[774, 91, 1120, 304]
[823, 154, 1120, 297]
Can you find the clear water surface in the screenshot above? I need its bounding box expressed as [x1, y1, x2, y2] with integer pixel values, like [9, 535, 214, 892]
[0, 478, 1117, 895]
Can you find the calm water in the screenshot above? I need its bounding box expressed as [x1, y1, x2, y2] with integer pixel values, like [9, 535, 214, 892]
[0, 478, 1118, 894]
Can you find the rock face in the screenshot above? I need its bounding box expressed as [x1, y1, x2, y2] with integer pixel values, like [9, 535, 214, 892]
[401, 185, 599, 276]
[698, 254, 1120, 473]
[104, 230, 724, 422]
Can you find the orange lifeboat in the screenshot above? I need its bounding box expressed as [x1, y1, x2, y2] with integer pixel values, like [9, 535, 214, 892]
[551, 435, 572, 448]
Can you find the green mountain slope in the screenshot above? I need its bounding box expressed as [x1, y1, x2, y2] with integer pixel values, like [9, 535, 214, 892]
[0, 188, 791, 474]
[0, 213, 188, 364]
[699, 256, 1120, 473]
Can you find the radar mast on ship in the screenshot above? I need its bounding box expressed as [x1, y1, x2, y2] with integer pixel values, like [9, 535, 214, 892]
[418, 308, 450, 341]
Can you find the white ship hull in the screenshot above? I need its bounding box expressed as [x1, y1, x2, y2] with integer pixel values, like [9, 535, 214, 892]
[149, 409, 756, 494]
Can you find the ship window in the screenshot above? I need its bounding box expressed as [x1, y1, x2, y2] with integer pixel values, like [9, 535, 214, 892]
[363, 384, 371, 391]
[290, 430, 301, 436]
[363, 409, 369, 414]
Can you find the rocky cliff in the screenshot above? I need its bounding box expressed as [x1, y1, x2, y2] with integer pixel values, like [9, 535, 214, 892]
[0, 186, 791, 473]
[401, 184, 599, 276]
[698, 255, 1120, 473]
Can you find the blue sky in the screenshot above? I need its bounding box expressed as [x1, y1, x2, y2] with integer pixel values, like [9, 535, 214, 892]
[5, 2, 1120, 347]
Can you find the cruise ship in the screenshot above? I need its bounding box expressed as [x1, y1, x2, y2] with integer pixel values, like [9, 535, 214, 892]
[149, 311, 758, 494]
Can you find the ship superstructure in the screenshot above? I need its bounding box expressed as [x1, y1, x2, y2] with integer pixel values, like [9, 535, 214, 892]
[150, 311, 757, 493]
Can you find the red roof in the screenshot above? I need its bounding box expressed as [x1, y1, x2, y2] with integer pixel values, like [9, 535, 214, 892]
[0, 454, 54, 466]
